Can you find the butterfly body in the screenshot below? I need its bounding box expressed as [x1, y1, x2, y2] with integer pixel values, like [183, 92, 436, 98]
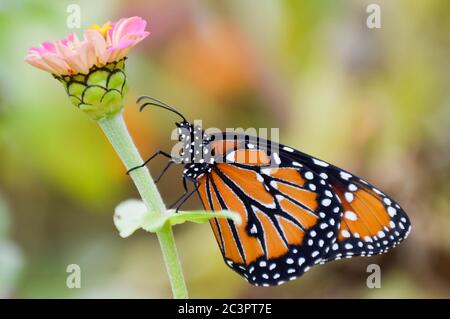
[176, 121, 212, 180]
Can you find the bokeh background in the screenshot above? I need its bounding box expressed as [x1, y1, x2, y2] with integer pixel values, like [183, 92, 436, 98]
[0, 0, 449, 298]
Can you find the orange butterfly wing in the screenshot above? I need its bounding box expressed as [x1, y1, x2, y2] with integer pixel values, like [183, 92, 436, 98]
[322, 171, 411, 260]
[278, 147, 411, 261]
[194, 135, 411, 286]
[197, 145, 342, 286]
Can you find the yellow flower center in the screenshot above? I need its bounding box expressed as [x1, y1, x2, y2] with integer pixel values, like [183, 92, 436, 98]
[89, 22, 112, 38]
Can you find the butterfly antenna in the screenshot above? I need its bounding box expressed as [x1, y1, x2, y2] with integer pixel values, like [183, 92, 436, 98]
[137, 95, 187, 122]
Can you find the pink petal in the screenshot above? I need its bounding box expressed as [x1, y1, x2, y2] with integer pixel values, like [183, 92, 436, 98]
[106, 39, 135, 62]
[42, 42, 56, 52]
[41, 54, 71, 75]
[84, 29, 108, 65]
[110, 16, 148, 47]
[106, 48, 123, 63]
[25, 56, 55, 74]
[55, 41, 74, 58]
[67, 41, 91, 73]
[85, 44, 96, 70]
[61, 33, 78, 46]
[76, 41, 96, 73]
[100, 50, 112, 65]
[28, 47, 46, 55]
[111, 39, 135, 51]
[65, 54, 89, 74]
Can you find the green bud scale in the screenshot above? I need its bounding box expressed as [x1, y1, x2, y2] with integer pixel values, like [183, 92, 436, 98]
[55, 58, 128, 120]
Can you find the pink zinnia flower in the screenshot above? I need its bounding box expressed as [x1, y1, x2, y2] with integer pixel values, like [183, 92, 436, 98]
[25, 16, 149, 76]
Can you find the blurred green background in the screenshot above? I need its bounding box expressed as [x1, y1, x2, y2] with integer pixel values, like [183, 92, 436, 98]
[0, 0, 449, 298]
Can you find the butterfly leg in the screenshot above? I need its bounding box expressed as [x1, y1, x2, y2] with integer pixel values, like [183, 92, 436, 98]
[168, 178, 200, 213]
[126, 150, 172, 175]
[154, 160, 175, 184]
[168, 177, 189, 209]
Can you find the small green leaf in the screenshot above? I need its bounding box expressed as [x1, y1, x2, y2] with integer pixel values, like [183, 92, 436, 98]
[67, 82, 86, 97]
[143, 209, 241, 232]
[113, 199, 241, 236]
[83, 86, 107, 104]
[168, 210, 241, 226]
[87, 70, 109, 87]
[141, 209, 241, 232]
[107, 71, 126, 90]
[102, 90, 122, 110]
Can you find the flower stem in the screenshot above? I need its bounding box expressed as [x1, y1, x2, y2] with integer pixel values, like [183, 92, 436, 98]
[98, 112, 188, 299]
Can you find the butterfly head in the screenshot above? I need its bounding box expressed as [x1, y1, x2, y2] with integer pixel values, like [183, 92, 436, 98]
[137, 96, 213, 179]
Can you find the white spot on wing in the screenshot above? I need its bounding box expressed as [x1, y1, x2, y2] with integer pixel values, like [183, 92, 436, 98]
[320, 173, 328, 179]
[341, 230, 351, 238]
[304, 171, 314, 180]
[312, 158, 329, 167]
[322, 199, 331, 207]
[340, 172, 352, 181]
[387, 207, 397, 217]
[344, 211, 357, 221]
[345, 192, 354, 202]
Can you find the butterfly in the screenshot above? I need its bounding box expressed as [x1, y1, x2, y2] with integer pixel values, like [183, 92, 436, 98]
[131, 96, 412, 286]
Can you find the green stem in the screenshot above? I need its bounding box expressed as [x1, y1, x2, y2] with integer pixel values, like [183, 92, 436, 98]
[98, 112, 188, 299]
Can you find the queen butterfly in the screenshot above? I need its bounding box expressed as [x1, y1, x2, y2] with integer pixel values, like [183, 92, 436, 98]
[130, 96, 412, 286]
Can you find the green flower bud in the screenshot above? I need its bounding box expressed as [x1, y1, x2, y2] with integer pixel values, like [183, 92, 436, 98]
[55, 59, 128, 120]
